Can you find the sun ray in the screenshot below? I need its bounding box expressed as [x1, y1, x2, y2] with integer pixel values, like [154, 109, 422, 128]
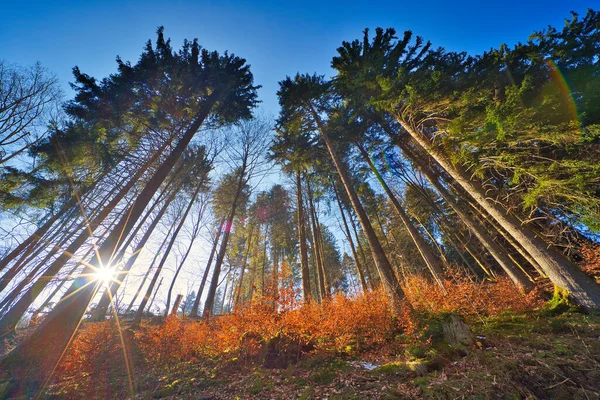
[106, 286, 135, 398]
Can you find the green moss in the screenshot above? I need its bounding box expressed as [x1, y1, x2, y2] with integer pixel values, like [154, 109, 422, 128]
[407, 360, 428, 376]
[298, 387, 315, 400]
[372, 362, 411, 376]
[405, 344, 428, 360]
[245, 372, 273, 395]
[310, 369, 337, 385]
[542, 286, 578, 316]
[412, 376, 429, 388]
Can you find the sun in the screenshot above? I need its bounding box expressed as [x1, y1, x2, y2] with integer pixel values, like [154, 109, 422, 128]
[94, 266, 116, 285]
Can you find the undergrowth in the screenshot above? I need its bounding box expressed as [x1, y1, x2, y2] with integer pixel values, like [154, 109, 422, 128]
[49, 273, 546, 397]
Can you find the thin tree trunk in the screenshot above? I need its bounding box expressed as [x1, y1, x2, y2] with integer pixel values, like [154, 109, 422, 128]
[163, 182, 205, 315]
[398, 140, 534, 291]
[305, 177, 328, 299]
[135, 184, 201, 325]
[219, 274, 230, 315]
[0, 178, 102, 274]
[125, 213, 177, 313]
[145, 277, 163, 315]
[235, 224, 254, 308]
[348, 212, 374, 289]
[393, 117, 600, 310]
[203, 164, 248, 318]
[332, 182, 368, 292]
[189, 219, 225, 317]
[356, 143, 444, 286]
[295, 171, 312, 301]
[91, 185, 179, 320]
[309, 106, 404, 311]
[0, 152, 161, 334]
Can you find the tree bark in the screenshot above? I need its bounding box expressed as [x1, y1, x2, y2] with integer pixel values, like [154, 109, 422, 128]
[356, 143, 444, 287]
[305, 176, 328, 299]
[91, 185, 179, 320]
[189, 219, 225, 317]
[332, 182, 369, 292]
[309, 105, 404, 312]
[163, 182, 205, 315]
[296, 171, 312, 301]
[395, 129, 537, 292]
[134, 184, 201, 325]
[0, 94, 220, 395]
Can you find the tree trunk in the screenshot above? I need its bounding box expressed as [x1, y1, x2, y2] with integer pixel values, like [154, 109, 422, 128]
[306, 177, 328, 299]
[356, 143, 444, 287]
[235, 224, 254, 308]
[189, 219, 225, 317]
[296, 171, 312, 301]
[309, 106, 404, 312]
[203, 163, 248, 318]
[0, 178, 101, 274]
[393, 117, 600, 310]
[348, 211, 375, 289]
[0, 94, 220, 395]
[169, 294, 183, 316]
[91, 186, 179, 320]
[125, 213, 178, 313]
[332, 182, 369, 292]
[163, 182, 205, 315]
[397, 133, 536, 292]
[145, 277, 163, 315]
[135, 184, 200, 325]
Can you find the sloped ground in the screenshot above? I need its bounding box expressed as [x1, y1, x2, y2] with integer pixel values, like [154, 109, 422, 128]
[43, 310, 600, 399]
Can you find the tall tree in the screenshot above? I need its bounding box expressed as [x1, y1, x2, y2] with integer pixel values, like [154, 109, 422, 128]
[277, 73, 405, 312]
[0, 28, 258, 396]
[203, 118, 269, 317]
[332, 26, 600, 311]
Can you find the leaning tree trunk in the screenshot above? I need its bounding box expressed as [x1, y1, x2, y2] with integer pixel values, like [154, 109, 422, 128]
[189, 219, 225, 317]
[0, 141, 167, 333]
[0, 176, 103, 274]
[202, 209, 239, 317]
[332, 182, 369, 292]
[134, 183, 202, 325]
[145, 277, 163, 315]
[0, 93, 220, 396]
[392, 123, 547, 294]
[401, 142, 534, 291]
[348, 208, 376, 289]
[356, 143, 445, 287]
[306, 177, 328, 299]
[125, 222, 176, 313]
[91, 184, 180, 320]
[163, 182, 205, 315]
[309, 106, 404, 312]
[0, 182, 143, 335]
[202, 165, 247, 318]
[235, 224, 254, 308]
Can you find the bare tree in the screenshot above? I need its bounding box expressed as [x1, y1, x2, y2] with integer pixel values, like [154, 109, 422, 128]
[0, 61, 62, 165]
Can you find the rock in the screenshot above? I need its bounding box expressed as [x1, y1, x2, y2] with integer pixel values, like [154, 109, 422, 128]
[441, 314, 474, 347]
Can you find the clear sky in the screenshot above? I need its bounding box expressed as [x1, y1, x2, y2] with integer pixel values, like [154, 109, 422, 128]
[0, 0, 593, 115]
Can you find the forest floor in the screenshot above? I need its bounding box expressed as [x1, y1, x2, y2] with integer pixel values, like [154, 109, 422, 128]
[41, 309, 600, 400]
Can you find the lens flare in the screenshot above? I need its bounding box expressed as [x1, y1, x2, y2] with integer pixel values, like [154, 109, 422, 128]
[94, 266, 116, 285]
[546, 59, 581, 130]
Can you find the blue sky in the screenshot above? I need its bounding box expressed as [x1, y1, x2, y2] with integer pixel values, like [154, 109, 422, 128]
[0, 0, 596, 309]
[0, 0, 593, 115]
